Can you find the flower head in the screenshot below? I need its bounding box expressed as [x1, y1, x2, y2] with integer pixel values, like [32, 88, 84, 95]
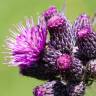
[33, 81, 56, 96]
[43, 6, 58, 22]
[34, 86, 45, 96]
[77, 28, 90, 38]
[33, 80, 68, 96]
[56, 54, 72, 71]
[73, 14, 96, 59]
[6, 17, 47, 66]
[47, 15, 65, 29]
[47, 14, 74, 53]
[73, 13, 92, 34]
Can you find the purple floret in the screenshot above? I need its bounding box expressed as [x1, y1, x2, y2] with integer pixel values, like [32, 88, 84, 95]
[56, 54, 72, 71]
[73, 13, 92, 34]
[33, 80, 68, 96]
[33, 81, 56, 96]
[77, 28, 90, 38]
[43, 6, 58, 22]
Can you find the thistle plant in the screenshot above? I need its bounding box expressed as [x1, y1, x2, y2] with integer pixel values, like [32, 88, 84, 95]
[4, 4, 96, 96]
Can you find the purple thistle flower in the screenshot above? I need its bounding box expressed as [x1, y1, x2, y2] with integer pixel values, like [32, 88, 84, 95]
[72, 14, 92, 49]
[6, 17, 47, 66]
[77, 28, 90, 38]
[47, 14, 74, 53]
[33, 81, 56, 96]
[59, 54, 84, 82]
[73, 14, 96, 60]
[43, 43, 84, 81]
[33, 80, 68, 96]
[56, 54, 72, 71]
[73, 13, 92, 35]
[43, 6, 58, 22]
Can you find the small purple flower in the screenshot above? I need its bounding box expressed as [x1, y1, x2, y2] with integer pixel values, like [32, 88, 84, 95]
[6, 17, 47, 66]
[47, 15, 64, 28]
[77, 28, 90, 38]
[56, 54, 72, 71]
[43, 6, 58, 22]
[33, 80, 68, 96]
[33, 81, 56, 96]
[73, 13, 96, 60]
[47, 14, 74, 53]
[72, 13, 92, 44]
[73, 13, 92, 34]
[34, 86, 45, 96]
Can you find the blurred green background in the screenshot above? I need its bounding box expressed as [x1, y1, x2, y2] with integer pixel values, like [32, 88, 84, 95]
[0, 0, 96, 96]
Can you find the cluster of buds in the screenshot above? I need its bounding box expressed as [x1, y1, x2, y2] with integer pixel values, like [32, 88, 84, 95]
[5, 5, 96, 96]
